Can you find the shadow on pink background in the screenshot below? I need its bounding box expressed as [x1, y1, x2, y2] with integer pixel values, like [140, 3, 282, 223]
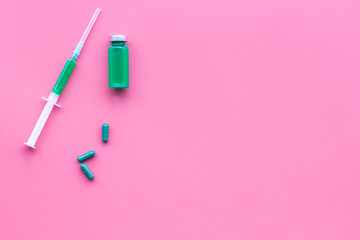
[1, 0, 360, 239]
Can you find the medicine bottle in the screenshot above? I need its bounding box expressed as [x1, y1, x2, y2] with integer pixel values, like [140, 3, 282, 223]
[109, 35, 129, 88]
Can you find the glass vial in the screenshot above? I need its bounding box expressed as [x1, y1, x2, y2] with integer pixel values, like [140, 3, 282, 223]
[108, 35, 129, 88]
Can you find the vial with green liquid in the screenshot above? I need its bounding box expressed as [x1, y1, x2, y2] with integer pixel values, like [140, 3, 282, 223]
[108, 35, 129, 88]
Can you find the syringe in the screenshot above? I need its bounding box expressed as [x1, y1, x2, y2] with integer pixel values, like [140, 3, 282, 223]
[25, 8, 101, 148]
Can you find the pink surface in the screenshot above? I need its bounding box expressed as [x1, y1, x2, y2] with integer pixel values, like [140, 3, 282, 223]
[1, 0, 360, 239]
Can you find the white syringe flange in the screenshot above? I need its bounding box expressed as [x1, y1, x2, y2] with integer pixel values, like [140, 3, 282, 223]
[24, 92, 60, 148]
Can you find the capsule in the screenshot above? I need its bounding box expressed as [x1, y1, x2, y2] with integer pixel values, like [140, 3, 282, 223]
[77, 150, 95, 162]
[80, 163, 94, 180]
[102, 123, 109, 142]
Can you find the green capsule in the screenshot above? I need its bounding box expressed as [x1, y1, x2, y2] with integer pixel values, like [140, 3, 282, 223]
[77, 150, 95, 162]
[80, 163, 94, 180]
[102, 123, 109, 142]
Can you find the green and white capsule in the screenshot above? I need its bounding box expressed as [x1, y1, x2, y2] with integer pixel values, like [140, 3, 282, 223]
[102, 123, 109, 142]
[80, 163, 94, 180]
[78, 150, 95, 162]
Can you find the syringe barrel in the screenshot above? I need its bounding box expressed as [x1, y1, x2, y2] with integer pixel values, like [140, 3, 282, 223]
[51, 8, 100, 96]
[51, 59, 76, 96]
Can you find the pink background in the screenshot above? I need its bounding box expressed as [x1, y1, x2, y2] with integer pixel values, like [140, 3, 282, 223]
[1, 0, 360, 239]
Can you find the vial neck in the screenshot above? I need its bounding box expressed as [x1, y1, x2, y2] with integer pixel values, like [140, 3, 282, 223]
[111, 41, 125, 46]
